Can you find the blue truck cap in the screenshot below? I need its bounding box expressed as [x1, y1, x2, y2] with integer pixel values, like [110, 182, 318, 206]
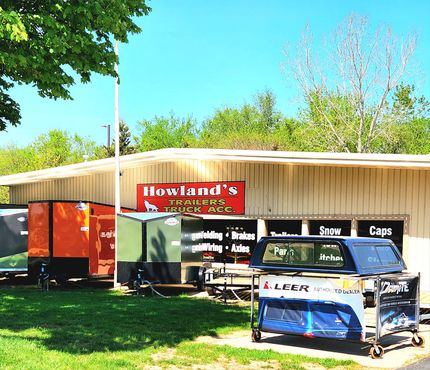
[249, 236, 406, 276]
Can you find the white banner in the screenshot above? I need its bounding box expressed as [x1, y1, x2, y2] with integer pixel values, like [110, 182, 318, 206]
[259, 274, 365, 332]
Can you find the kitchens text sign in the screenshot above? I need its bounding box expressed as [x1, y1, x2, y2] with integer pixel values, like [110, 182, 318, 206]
[137, 181, 245, 215]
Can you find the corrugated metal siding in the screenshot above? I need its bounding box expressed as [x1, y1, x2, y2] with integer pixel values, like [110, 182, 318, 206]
[9, 160, 430, 288]
[10, 162, 429, 239]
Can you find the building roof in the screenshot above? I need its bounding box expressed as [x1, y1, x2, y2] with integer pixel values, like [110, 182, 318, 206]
[1, 148, 429, 186]
[118, 212, 180, 222]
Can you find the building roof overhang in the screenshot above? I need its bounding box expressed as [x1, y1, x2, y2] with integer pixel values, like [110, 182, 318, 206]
[1, 148, 429, 186]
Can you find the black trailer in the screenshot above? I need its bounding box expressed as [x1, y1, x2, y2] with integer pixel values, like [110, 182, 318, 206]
[0, 204, 28, 276]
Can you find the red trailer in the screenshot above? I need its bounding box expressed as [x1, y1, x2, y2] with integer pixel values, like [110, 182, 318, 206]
[28, 200, 131, 282]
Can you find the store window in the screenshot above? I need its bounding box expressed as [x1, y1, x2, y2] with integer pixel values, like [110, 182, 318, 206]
[202, 219, 257, 264]
[309, 220, 352, 236]
[267, 220, 302, 236]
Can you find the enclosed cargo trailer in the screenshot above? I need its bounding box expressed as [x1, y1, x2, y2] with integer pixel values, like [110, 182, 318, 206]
[28, 200, 130, 282]
[117, 212, 204, 286]
[0, 205, 28, 275]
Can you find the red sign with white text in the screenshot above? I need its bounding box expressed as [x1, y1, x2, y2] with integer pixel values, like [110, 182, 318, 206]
[137, 181, 245, 215]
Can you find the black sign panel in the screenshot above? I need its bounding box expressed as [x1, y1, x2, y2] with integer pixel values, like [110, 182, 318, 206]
[357, 220, 404, 254]
[267, 220, 302, 236]
[378, 274, 419, 336]
[309, 220, 351, 237]
[202, 219, 257, 264]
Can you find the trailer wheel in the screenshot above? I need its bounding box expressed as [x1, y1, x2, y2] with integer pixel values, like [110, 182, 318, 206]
[55, 275, 67, 286]
[251, 329, 261, 342]
[43, 279, 49, 291]
[369, 345, 384, 359]
[196, 267, 206, 291]
[132, 280, 142, 294]
[411, 334, 425, 347]
[38, 276, 49, 291]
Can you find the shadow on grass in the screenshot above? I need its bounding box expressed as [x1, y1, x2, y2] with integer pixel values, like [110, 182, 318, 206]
[0, 288, 250, 354]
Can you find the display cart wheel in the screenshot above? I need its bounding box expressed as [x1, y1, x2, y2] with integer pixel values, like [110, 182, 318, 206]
[251, 328, 261, 342]
[369, 345, 384, 359]
[411, 334, 425, 348]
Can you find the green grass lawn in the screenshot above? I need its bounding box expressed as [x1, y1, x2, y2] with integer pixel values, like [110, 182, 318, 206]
[0, 287, 360, 369]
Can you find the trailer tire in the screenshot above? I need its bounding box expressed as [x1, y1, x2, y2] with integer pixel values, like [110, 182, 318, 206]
[251, 329, 261, 342]
[196, 267, 206, 291]
[55, 274, 67, 286]
[411, 334, 425, 347]
[38, 276, 49, 291]
[130, 279, 143, 295]
[369, 345, 384, 359]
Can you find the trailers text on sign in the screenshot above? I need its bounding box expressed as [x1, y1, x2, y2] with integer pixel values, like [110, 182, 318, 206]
[137, 181, 245, 215]
[267, 220, 302, 236]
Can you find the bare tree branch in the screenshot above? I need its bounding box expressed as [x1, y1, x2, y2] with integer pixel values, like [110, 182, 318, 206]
[283, 13, 417, 153]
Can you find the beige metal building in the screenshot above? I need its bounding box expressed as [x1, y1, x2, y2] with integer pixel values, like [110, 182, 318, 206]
[1, 148, 429, 295]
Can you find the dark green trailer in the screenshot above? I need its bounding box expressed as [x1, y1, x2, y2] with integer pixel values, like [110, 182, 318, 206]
[0, 205, 28, 275]
[117, 212, 204, 286]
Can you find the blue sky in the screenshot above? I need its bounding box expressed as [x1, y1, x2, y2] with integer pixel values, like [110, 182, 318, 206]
[1, 0, 429, 147]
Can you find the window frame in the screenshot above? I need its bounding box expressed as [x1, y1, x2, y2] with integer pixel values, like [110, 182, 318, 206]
[260, 240, 346, 269]
[351, 242, 402, 271]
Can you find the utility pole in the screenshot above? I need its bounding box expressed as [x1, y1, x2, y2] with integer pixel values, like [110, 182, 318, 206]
[102, 124, 111, 147]
[113, 39, 121, 288]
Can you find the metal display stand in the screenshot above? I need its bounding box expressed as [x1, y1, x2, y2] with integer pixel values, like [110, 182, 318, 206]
[367, 273, 424, 358]
[250, 272, 425, 359]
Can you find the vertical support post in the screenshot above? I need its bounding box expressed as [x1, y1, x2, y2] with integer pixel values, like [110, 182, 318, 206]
[415, 272, 420, 333]
[375, 275, 381, 343]
[113, 39, 121, 288]
[257, 219, 267, 239]
[301, 219, 310, 235]
[351, 218, 358, 237]
[250, 273, 255, 329]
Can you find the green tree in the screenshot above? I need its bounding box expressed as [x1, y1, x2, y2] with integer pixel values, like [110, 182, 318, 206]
[134, 115, 198, 151]
[198, 90, 285, 150]
[0, 129, 98, 202]
[0, 186, 8, 203]
[284, 14, 417, 153]
[0, 1, 151, 130]
[0, 144, 34, 203]
[375, 84, 430, 154]
[0, 145, 34, 175]
[273, 118, 309, 152]
[102, 121, 136, 157]
[392, 83, 430, 120]
[29, 130, 97, 168]
[0, 130, 97, 174]
[296, 91, 376, 152]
